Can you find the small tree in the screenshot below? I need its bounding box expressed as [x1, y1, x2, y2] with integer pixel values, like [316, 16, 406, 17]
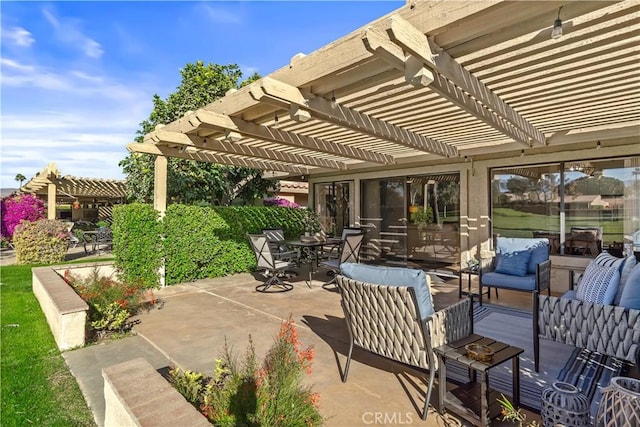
[120, 61, 272, 206]
[1, 193, 46, 241]
[14, 173, 26, 188]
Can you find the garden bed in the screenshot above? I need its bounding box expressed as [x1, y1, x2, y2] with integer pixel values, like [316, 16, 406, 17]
[32, 262, 117, 350]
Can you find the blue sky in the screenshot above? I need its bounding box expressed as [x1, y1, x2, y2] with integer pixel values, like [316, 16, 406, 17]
[0, 1, 402, 188]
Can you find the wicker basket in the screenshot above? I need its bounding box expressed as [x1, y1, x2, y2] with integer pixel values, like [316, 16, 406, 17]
[594, 376, 640, 427]
[541, 381, 590, 427]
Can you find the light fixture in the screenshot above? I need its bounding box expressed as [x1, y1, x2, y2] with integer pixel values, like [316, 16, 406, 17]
[551, 6, 563, 39]
[330, 91, 338, 110]
[520, 149, 525, 157]
[273, 112, 279, 128]
[596, 140, 601, 150]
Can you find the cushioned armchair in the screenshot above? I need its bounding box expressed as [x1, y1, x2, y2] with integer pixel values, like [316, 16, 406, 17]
[335, 263, 473, 420]
[479, 237, 551, 371]
[479, 238, 551, 303]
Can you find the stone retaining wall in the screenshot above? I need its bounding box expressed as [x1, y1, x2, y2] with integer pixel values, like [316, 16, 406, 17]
[32, 262, 116, 351]
[102, 358, 210, 427]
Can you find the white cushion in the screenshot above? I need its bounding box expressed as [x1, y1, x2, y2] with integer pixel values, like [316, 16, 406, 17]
[576, 262, 620, 305]
[496, 237, 549, 254]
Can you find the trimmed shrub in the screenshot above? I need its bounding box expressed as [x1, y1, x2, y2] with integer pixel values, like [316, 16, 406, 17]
[112, 203, 161, 289]
[1, 193, 46, 240]
[13, 219, 68, 264]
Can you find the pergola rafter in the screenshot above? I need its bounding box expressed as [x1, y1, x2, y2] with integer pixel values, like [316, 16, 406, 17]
[125, 0, 637, 195]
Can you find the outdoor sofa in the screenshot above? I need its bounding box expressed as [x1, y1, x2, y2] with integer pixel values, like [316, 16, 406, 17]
[537, 251, 640, 418]
[335, 263, 472, 420]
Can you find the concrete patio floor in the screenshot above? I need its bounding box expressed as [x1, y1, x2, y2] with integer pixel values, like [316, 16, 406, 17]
[63, 264, 542, 426]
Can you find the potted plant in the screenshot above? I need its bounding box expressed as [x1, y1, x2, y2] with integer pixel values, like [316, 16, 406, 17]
[410, 206, 434, 230]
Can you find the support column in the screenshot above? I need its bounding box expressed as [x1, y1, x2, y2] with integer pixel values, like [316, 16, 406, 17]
[154, 155, 168, 287]
[154, 155, 168, 217]
[47, 183, 56, 219]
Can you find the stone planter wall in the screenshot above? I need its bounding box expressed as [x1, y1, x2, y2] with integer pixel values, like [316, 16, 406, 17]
[32, 262, 116, 351]
[102, 358, 210, 427]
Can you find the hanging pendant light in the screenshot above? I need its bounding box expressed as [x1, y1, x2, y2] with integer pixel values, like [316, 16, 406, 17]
[551, 7, 563, 39]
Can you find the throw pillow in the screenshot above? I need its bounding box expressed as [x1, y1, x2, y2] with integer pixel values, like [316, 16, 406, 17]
[576, 262, 620, 305]
[495, 250, 531, 277]
[340, 263, 434, 319]
[615, 255, 638, 305]
[619, 263, 640, 310]
[527, 242, 550, 274]
[593, 252, 625, 269]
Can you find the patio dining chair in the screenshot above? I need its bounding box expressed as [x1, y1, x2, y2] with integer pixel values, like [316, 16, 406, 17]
[320, 232, 364, 290]
[247, 233, 296, 293]
[262, 228, 299, 263]
[321, 227, 363, 261]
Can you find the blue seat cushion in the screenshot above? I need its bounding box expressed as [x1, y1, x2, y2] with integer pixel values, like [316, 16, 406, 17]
[494, 250, 532, 277]
[619, 263, 640, 310]
[561, 289, 579, 300]
[340, 263, 434, 319]
[481, 271, 536, 291]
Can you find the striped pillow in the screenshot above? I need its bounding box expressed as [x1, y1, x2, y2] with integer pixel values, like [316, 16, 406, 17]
[593, 252, 625, 270]
[576, 262, 620, 304]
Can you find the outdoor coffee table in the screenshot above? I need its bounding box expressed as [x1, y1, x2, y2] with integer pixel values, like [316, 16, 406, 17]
[434, 334, 523, 426]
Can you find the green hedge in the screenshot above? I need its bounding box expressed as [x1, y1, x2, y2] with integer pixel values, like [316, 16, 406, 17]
[113, 205, 310, 287]
[112, 203, 162, 289]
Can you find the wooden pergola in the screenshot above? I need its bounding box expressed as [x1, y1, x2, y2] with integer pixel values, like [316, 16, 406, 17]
[20, 163, 127, 220]
[127, 0, 639, 217]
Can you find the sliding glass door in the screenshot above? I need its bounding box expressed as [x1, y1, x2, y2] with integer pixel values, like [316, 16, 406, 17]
[313, 181, 353, 237]
[360, 174, 460, 274]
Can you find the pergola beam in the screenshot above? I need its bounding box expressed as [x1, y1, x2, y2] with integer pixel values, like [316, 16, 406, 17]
[253, 77, 459, 158]
[190, 109, 395, 165]
[151, 130, 347, 170]
[363, 23, 537, 147]
[127, 142, 309, 174]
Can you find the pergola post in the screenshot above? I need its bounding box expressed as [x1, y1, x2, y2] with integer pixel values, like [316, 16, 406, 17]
[154, 155, 168, 287]
[154, 155, 168, 217]
[47, 182, 56, 220]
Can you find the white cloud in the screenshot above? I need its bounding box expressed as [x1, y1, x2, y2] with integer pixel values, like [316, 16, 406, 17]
[1, 58, 35, 72]
[41, 6, 104, 59]
[2, 26, 35, 47]
[197, 4, 244, 25]
[1, 60, 148, 103]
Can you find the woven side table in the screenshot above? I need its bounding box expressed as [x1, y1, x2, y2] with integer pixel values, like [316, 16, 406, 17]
[541, 381, 590, 427]
[595, 376, 640, 427]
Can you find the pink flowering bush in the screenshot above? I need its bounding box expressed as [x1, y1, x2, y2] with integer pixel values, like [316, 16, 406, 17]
[1, 194, 46, 241]
[263, 198, 300, 208]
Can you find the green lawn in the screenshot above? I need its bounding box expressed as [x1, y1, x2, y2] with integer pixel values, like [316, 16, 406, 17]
[492, 207, 623, 242]
[1, 263, 96, 426]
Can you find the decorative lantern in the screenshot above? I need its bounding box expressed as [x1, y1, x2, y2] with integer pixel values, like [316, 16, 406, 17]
[595, 376, 640, 427]
[73, 200, 81, 209]
[541, 381, 590, 427]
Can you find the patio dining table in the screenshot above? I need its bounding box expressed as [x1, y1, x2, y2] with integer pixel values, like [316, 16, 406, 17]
[284, 237, 342, 287]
